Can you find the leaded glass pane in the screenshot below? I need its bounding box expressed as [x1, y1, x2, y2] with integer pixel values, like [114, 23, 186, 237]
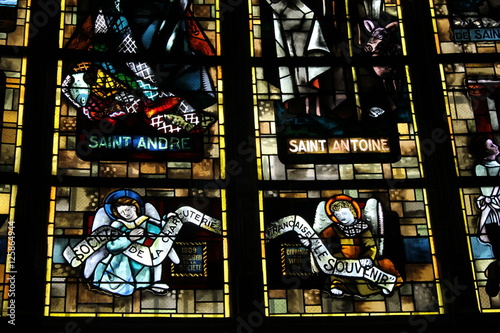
[0, 57, 25, 173]
[442, 61, 500, 312]
[0, 0, 29, 46]
[54, 0, 223, 179]
[251, 0, 420, 180]
[462, 187, 500, 311]
[431, 0, 500, 54]
[441, 62, 500, 176]
[260, 188, 442, 315]
[252, 0, 441, 316]
[45, 186, 229, 317]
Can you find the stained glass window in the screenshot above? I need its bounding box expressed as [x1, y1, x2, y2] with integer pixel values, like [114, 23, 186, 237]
[439, 61, 500, 312]
[251, 1, 420, 180]
[432, 0, 500, 54]
[431, 0, 500, 312]
[54, 0, 222, 177]
[44, 0, 229, 318]
[252, 0, 414, 167]
[45, 186, 228, 316]
[261, 188, 440, 315]
[252, 1, 442, 316]
[0, 1, 28, 321]
[0, 0, 29, 321]
[0, 54, 24, 319]
[5, 0, 500, 328]
[0, 0, 29, 46]
[0, 57, 25, 173]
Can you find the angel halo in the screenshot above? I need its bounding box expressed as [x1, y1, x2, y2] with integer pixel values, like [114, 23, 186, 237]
[325, 195, 362, 223]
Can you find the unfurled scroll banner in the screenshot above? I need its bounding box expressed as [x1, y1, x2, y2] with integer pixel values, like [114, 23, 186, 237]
[64, 206, 221, 268]
[265, 215, 397, 293]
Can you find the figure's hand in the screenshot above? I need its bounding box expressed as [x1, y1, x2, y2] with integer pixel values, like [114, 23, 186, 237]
[359, 258, 373, 269]
[129, 228, 145, 241]
[299, 236, 310, 247]
[163, 212, 179, 223]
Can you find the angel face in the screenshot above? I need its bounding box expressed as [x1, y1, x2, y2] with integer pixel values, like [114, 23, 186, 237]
[116, 204, 139, 221]
[333, 207, 356, 225]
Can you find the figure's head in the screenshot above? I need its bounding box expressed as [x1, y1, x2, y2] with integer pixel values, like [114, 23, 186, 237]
[485, 138, 499, 160]
[470, 134, 499, 162]
[104, 189, 145, 220]
[332, 206, 356, 225]
[326, 195, 361, 225]
[112, 197, 141, 221]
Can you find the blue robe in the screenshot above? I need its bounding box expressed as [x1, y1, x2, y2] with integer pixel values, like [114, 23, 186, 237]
[92, 215, 164, 296]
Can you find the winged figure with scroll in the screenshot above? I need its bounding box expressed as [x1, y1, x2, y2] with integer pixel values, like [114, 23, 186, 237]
[266, 194, 403, 298]
[63, 189, 221, 296]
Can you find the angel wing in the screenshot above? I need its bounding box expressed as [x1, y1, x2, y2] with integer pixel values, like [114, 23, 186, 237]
[362, 198, 384, 257]
[83, 207, 111, 279]
[312, 201, 333, 234]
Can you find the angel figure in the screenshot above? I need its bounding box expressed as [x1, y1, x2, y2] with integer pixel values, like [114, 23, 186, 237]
[309, 195, 402, 298]
[81, 189, 179, 296]
[63, 189, 221, 296]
